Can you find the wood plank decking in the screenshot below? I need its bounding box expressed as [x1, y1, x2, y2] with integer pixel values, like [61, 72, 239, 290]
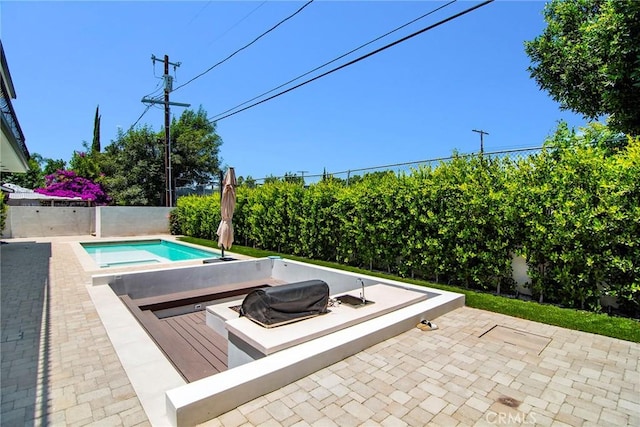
[120, 279, 285, 382]
[161, 311, 228, 378]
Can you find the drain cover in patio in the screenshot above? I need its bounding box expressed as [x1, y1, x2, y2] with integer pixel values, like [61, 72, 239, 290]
[480, 325, 551, 355]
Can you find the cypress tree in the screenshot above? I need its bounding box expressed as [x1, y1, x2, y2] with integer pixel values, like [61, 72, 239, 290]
[92, 105, 101, 153]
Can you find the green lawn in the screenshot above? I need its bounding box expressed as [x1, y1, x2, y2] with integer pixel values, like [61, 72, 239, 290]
[182, 237, 640, 343]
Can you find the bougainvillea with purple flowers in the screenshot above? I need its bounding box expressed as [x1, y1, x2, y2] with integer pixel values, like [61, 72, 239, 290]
[35, 170, 111, 205]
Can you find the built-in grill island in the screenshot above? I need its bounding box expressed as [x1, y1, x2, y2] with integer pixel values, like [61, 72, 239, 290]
[207, 281, 430, 368]
[239, 279, 330, 328]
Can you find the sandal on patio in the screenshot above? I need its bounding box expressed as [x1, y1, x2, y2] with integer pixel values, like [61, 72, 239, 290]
[417, 320, 438, 331]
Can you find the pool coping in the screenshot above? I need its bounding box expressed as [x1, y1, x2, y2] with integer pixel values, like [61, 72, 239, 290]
[70, 235, 244, 273]
[86, 282, 185, 426]
[80, 239, 220, 268]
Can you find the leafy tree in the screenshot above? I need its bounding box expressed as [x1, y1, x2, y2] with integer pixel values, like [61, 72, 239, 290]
[237, 175, 257, 188]
[1, 154, 45, 189]
[169, 107, 222, 191]
[283, 172, 304, 186]
[320, 168, 346, 185]
[1, 153, 65, 189]
[263, 175, 281, 184]
[35, 170, 110, 205]
[99, 107, 222, 206]
[100, 126, 164, 206]
[43, 158, 67, 176]
[69, 142, 102, 181]
[525, 0, 640, 135]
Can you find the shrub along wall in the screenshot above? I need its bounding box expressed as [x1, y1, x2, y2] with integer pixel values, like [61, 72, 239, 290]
[172, 124, 639, 316]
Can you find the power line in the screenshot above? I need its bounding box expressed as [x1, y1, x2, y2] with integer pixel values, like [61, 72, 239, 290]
[206, 1, 268, 48]
[209, 0, 457, 122]
[128, 105, 152, 132]
[208, 0, 494, 123]
[173, 0, 314, 93]
[186, 0, 212, 27]
[142, 79, 164, 99]
[253, 146, 542, 182]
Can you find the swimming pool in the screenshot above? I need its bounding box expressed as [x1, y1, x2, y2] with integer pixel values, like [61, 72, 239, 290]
[82, 239, 220, 268]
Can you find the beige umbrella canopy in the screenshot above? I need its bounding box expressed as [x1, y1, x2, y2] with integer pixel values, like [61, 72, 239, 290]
[216, 167, 236, 258]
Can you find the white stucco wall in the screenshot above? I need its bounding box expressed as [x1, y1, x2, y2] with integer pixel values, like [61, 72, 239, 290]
[511, 252, 532, 296]
[2, 206, 94, 238]
[1, 206, 172, 238]
[95, 206, 172, 238]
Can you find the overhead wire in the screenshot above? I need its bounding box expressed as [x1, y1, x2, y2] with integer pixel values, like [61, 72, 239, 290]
[209, 0, 457, 121]
[173, 0, 314, 93]
[186, 0, 213, 27]
[123, 87, 163, 133]
[206, 1, 268, 48]
[142, 79, 164, 99]
[128, 105, 153, 132]
[208, 0, 494, 123]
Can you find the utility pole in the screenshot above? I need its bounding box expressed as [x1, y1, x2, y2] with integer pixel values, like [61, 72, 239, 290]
[163, 55, 171, 208]
[297, 170, 308, 185]
[472, 129, 489, 154]
[142, 54, 190, 207]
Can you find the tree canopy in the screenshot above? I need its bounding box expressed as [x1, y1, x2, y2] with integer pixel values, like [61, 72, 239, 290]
[525, 0, 640, 136]
[100, 107, 222, 206]
[1, 154, 66, 189]
[100, 125, 165, 206]
[3, 107, 223, 206]
[169, 107, 222, 190]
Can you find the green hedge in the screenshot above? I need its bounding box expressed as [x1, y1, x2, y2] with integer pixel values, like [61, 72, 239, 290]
[0, 194, 7, 235]
[173, 123, 640, 317]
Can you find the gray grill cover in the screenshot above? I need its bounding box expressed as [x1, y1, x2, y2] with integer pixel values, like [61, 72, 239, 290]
[240, 280, 329, 327]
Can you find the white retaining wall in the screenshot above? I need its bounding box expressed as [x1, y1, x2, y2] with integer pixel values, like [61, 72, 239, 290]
[1, 206, 171, 238]
[95, 206, 172, 237]
[2, 206, 94, 238]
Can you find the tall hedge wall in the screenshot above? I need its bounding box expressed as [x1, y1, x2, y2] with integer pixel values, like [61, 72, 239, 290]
[172, 124, 639, 316]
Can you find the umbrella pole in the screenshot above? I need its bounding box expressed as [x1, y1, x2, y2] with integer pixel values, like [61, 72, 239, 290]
[221, 245, 225, 258]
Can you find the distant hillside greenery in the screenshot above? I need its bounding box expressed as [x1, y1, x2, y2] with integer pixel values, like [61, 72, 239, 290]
[172, 123, 640, 317]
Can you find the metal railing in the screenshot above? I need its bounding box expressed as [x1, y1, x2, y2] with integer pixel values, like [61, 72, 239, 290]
[0, 78, 29, 160]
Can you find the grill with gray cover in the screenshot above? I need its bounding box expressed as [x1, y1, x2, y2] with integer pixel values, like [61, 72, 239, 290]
[240, 280, 329, 328]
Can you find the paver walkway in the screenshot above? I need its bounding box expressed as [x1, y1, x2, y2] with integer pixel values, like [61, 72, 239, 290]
[2, 237, 639, 426]
[215, 307, 640, 427]
[1, 240, 148, 426]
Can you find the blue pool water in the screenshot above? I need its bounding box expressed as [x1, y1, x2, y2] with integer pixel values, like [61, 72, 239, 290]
[82, 240, 220, 268]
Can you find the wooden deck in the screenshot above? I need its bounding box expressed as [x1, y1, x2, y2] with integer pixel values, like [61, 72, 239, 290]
[161, 311, 228, 378]
[120, 279, 285, 382]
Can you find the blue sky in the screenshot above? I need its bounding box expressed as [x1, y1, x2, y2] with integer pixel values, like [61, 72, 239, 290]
[2, 0, 588, 183]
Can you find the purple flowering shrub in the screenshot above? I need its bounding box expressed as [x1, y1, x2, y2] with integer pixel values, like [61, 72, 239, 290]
[35, 170, 111, 205]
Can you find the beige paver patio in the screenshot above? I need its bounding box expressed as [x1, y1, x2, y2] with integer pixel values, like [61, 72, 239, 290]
[2, 237, 639, 426]
[1, 239, 149, 426]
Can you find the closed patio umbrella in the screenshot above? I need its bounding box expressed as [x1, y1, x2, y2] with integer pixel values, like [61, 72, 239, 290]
[216, 167, 236, 258]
